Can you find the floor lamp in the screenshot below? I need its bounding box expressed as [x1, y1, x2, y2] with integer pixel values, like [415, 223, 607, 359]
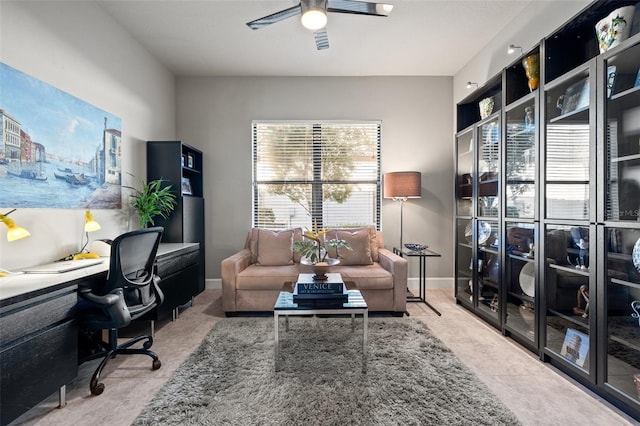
[383, 171, 422, 249]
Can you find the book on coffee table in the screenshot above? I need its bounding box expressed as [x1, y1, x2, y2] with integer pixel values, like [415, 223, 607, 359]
[293, 273, 348, 304]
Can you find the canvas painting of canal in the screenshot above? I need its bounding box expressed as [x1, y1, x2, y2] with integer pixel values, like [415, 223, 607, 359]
[0, 62, 122, 209]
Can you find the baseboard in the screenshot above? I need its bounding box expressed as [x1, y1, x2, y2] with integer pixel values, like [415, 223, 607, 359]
[408, 277, 453, 290]
[207, 278, 222, 289]
[207, 277, 454, 291]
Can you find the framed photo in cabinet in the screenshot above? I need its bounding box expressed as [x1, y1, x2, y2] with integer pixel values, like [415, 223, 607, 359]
[560, 328, 589, 368]
[181, 177, 192, 195]
[187, 154, 194, 169]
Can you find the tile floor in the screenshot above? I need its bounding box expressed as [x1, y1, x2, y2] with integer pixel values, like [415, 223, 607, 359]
[10, 289, 639, 425]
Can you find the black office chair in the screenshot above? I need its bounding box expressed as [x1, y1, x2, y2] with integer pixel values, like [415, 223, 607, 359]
[77, 227, 164, 396]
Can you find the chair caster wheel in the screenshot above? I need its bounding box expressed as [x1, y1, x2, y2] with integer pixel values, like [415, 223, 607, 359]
[152, 359, 161, 370]
[143, 340, 152, 349]
[90, 380, 105, 396]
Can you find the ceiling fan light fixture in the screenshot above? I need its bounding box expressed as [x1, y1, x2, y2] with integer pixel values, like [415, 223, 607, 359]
[301, 9, 327, 30]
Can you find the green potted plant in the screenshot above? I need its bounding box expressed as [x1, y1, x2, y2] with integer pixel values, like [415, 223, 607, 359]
[125, 174, 177, 229]
[292, 223, 351, 280]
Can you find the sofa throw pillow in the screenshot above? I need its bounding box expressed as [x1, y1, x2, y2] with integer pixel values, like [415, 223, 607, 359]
[333, 228, 373, 266]
[326, 226, 378, 262]
[255, 229, 294, 266]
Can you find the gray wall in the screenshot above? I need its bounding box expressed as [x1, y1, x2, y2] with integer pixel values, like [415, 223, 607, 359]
[0, 1, 175, 269]
[454, 0, 592, 102]
[175, 76, 454, 281]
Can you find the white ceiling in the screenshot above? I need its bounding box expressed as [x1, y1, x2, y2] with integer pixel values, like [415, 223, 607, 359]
[95, 0, 534, 77]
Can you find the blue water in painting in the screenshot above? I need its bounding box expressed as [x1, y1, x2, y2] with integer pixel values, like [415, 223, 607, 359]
[1, 62, 122, 209]
[0, 159, 103, 208]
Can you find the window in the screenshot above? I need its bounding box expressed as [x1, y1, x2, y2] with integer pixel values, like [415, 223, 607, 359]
[252, 120, 381, 230]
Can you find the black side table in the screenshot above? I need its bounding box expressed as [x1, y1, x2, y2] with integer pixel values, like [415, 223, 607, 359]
[393, 247, 442, 316]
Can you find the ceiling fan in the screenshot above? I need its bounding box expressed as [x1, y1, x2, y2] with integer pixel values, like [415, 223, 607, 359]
[246, 0, 393, 50]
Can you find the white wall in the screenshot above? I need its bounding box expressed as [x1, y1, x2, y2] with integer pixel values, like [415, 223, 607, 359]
[175, 76, 454, 280]
[0, 1, 175, 270]
[454, 0, 592, 103]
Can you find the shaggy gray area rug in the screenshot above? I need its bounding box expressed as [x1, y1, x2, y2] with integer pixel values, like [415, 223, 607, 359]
[133, 317, 521, 425]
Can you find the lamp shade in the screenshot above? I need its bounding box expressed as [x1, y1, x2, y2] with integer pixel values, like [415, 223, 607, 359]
[84, 209, 101, 232]
[0, 212, 30, 241]
[383, 172, 422, 199]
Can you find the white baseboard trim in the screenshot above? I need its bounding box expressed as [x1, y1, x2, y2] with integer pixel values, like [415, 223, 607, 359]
[207, 278, 222, 289]
[408, 277, 454, 290]
[207, 277, 454, 290]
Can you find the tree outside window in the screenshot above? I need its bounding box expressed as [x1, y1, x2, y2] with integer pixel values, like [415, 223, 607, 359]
[252, 121, 381, 230]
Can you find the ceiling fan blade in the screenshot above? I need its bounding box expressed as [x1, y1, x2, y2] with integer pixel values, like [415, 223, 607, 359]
[314, 28, 330, 50]
[246, 4, 302, 30]
[327, 0, 393, 17]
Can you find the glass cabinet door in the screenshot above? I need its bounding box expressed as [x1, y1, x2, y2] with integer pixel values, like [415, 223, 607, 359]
[505, 99, 536, 219]
[603, 41, 640, 223]
[456, 218, 474, 304]
[602, 39, 640, 407]
[504, 222, 536, 342]
[544, 68, 592, 221]
[604, 227, 640, 404]
[478, 117, 500, 218]
[477, 220, 500, 320]
[456, 129, 473, 217]
[544, 224, 592, 372]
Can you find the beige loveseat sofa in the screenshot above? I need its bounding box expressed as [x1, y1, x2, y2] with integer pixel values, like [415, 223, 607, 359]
[221, 226, 408, 315]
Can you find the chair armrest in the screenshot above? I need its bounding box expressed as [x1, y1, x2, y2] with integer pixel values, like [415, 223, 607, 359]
[78, 287, 122, 307]
[378, 248, 408, 313]
[152, 274, 164, 306]
[221, 248, 252, 312]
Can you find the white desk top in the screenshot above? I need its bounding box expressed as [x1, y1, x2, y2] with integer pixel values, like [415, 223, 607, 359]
[0, 243, 198, 303]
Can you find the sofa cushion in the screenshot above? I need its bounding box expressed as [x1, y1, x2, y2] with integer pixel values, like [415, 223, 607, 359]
[334, 264, 393, 289]
[332, 228, 373, 265]
[326, 226, 378, 262]
[237, 264, 300, 290]
[251, 228, 295, 266]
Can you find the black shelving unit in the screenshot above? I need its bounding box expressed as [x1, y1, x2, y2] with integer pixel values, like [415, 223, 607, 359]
[147, 141, 206, 319]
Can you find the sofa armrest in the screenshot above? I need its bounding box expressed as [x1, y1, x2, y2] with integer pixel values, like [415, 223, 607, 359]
[378, 248, 408, 313]
[221, 248, 252, 312]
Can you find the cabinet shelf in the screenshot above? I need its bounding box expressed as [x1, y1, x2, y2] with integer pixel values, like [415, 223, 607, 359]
[479, 279, 498, 290]
[610, 278, 640, 290]
[182, 166, 201, 174]
[507, 291, 534, 304]
[548, 308, 589, 329]
[508, 253, 535, 262]
[479, 247, 499, 254]
[610, 334, 640, 354]
[611, 153, 640, 163]
[549, 106, 589, 123]
[457, 271, 472, 280]
[610, 85, 640, 102]
[549, 263, 590, 277]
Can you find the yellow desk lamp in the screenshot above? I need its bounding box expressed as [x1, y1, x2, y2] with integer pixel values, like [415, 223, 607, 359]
[72, 210, 101, 260]
[0, 209, 31, 277]
[0, 209, 31, 242]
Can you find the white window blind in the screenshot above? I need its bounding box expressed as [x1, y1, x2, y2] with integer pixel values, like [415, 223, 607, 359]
[252, 120, 381, 230]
